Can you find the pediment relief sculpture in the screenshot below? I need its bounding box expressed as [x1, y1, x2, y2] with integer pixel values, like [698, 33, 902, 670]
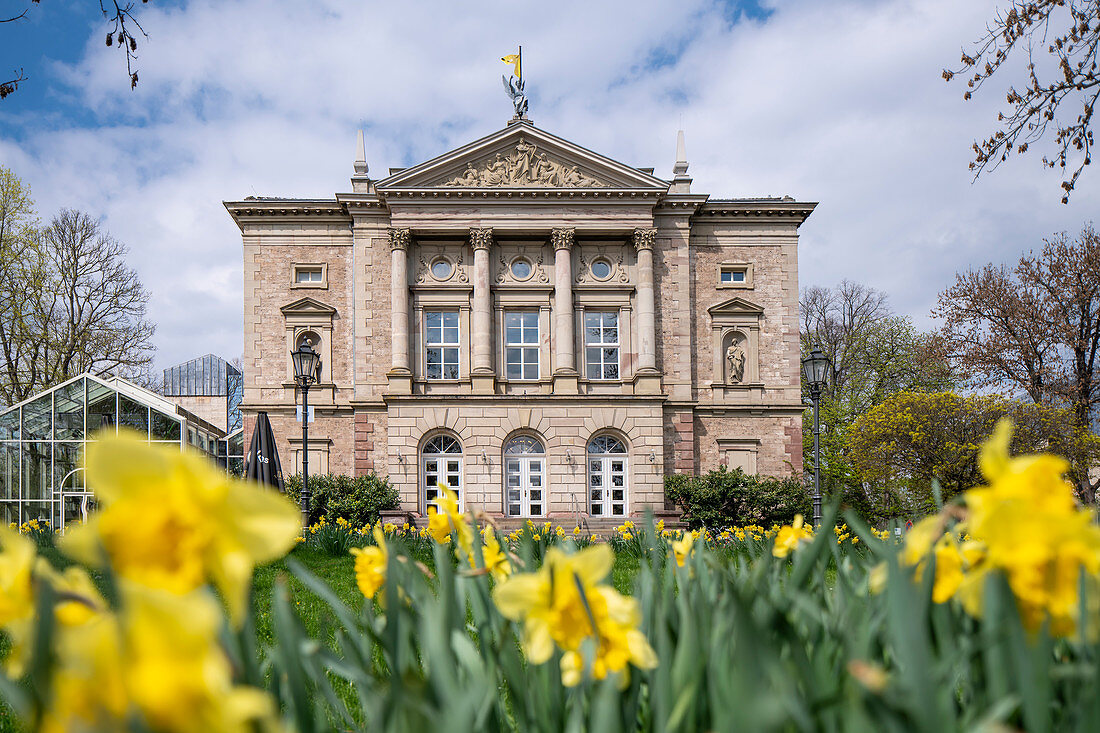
[442, 137, 608, 188]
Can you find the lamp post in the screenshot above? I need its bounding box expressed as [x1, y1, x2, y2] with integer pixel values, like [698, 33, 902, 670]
[801, 346, 830, 529]
[291, 339, 321, 532]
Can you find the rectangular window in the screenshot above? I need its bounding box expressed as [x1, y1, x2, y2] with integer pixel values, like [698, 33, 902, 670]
[504, 311, 539, 380]
[584, 311, 620, 380]
[292, 264, 327, 287]
[718, 264, 752, 288]
[425, 311, 460, 380]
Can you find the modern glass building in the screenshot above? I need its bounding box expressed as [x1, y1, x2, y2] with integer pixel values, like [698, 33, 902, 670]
[162, 354, 243, 434]
[0, 373, 226, 527]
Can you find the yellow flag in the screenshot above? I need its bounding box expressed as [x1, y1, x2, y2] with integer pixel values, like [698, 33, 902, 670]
[502, 52, 521, 79]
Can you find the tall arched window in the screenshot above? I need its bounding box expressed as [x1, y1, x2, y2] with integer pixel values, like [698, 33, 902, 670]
[421, 434, 463, 509]
[503, 435, 545, 517]
[587, 435, 627, 516]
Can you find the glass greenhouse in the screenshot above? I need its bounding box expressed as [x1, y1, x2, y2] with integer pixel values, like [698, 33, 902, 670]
[0, 373, 227, 528]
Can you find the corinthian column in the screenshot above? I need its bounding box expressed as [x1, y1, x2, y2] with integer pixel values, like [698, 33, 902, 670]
[633, 228, 661, 393]
[551, 227, 579, 394]
[388, 227, 412, 393]
[470, 228, 495, 393]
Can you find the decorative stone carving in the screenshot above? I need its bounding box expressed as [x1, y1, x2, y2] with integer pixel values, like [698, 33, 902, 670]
[415, 246, 467, 285]
[389, 227, 411, 251]
[470, 227, 493, 251]
[725, 334, 747, 384]
[443, 138, 607, 188]
[576, 245, 631, 285]
[632, 228, 656, 251]
[550, 227, 575, 251]
[496, 244, 550, 285]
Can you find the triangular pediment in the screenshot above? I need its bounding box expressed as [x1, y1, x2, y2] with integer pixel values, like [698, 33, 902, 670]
[376, 121, 668, 191]
[708, 297, 765, 317]
[280, 297, 336, 316]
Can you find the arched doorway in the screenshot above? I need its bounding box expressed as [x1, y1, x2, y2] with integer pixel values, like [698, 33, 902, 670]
[503, 435, 545, 517]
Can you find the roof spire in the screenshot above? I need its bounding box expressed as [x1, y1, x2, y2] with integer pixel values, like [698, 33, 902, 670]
[354, 129, 368, 175]
[351, 129, 372, 193]
[671, 129, 692, 193]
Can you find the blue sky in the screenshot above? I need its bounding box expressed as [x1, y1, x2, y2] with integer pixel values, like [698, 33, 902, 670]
[2, 0, 1098, 374]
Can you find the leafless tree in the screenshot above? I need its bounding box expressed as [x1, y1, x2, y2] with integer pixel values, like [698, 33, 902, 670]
[0, 184, 155, 404]
[945, 1, 1100, 202]
[935, 224, 1100, 500]
[2, 0, 152, 100]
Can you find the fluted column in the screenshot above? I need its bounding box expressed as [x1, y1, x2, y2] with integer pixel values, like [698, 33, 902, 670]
[470, 228, 495, 393]
[388, 228, 412, 393]
[633, 228, 661, 393]
[552, 227, 579, 394]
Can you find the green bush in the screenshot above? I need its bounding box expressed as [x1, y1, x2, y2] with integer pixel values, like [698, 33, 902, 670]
[665, 467, 811, 529]
[285, 472, 399, 527]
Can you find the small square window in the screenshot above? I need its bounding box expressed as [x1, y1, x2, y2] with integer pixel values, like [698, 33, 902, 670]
[718, 264, 752, 288]
[292, 264, 327, 288]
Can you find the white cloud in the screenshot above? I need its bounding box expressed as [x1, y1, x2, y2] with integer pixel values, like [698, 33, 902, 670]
[2, 0, 1096, 370]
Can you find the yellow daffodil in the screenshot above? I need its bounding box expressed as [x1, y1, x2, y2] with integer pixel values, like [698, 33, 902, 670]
[671, 530, 694, 567]
[350, 524, 388, 599]
[492, 545, 657, 685]
[475, 526, 512, 582]
[773, 515, 812, 558]
[426, 484, 472, 553]
[0, 525, 34, 628]
[42, 584, 278, 733]
[62, 432, 302, 625]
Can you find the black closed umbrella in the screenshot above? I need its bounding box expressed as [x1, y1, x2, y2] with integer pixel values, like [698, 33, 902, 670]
[244, 412, 285, 492]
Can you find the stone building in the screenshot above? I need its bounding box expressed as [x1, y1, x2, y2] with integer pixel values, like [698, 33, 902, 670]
[226, 118, 815, 524]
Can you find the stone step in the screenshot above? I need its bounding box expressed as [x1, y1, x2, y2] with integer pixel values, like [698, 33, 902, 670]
[381, 508, 687, 534]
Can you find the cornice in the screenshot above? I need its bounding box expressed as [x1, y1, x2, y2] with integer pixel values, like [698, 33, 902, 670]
[223, 199, 349, 223]
[694, 199, 818, 224]
[379, 188, 664, 203]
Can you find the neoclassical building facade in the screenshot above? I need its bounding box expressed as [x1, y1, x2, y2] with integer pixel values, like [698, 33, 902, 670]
[226, 120, 814, 523]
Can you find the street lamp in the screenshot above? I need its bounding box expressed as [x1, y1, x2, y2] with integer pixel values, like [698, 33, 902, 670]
[802, 346, 830, 529]
[291, 338, 321, 531]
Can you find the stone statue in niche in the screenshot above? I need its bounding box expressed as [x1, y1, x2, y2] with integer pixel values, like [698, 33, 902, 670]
[725, 335, 746, 384]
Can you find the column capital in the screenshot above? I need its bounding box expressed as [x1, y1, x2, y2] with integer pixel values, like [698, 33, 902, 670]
[470, 227, 494, 251]
[389, 227, 411, 251]
[551, 227, 575, 251]
[633, 228, 657, 252]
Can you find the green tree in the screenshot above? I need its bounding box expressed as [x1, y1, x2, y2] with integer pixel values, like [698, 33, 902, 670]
[800, 281, 955, 523]
[849, 391, 1100, 514]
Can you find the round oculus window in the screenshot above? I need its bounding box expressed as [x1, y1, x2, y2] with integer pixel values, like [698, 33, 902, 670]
[511, 259, 532, 280]
[430, 258, 453, 280]
[590, 259, 612, 280]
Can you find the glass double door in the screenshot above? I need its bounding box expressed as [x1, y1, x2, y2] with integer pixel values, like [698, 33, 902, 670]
[505, 454, 544, 517]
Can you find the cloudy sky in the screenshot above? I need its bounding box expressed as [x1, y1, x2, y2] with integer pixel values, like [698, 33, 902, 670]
[1, 0, 1095, 372]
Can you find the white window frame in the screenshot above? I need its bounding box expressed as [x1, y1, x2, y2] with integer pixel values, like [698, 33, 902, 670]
[587, 435, 628, 517]
[291, 263, 328, 289]
[425, 310, 461, 380]
[421, 434, 463, 510]
[584, 311, 620, 381]
[503, 435, 546, 517]
[504, 311, 540, 381]
[717, 263, 753, 289]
